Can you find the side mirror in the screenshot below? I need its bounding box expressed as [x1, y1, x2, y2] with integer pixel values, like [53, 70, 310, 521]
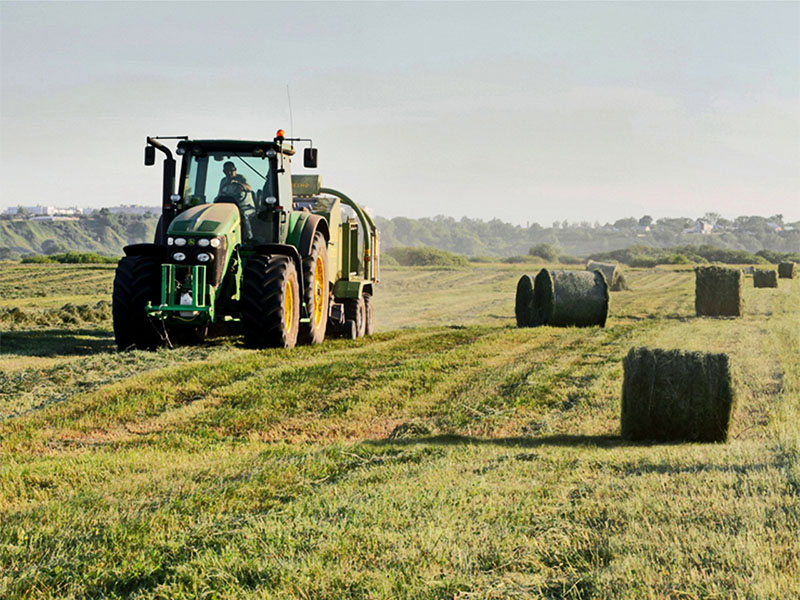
[144, 145, 156, 166]
[304, 147, 318, 169]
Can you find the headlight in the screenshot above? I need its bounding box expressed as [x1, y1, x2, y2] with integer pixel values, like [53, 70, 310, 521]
[209, 238, 221, 248]
[174, 237, 187, 247]
[167, 237, 174, 246]
[170, 194, 181, 202]
[172, 252, 186, 261]
[197, 238, 210, 247]
[197, 253, 212, 262]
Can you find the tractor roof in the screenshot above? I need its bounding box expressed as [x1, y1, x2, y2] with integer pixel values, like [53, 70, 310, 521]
[177, 139, 295, 156]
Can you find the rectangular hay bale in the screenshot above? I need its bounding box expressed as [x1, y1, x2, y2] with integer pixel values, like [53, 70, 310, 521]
[621, 347, 735, 443]
[695, 266, 742, 317]
[778, 262, 796, 279]
[753, 269, 778, 288]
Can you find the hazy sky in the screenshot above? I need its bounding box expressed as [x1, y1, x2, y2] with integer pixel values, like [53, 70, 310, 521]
[1, 1, 798, 225]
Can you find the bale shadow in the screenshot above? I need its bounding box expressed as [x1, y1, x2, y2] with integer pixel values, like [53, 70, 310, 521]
[366, 432, 629, 450]
[368, 431, 739, 450]
[0, 328, 115, 357]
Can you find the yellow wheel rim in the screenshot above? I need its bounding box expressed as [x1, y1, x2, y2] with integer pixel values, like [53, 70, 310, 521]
[284, 279, 294, 331]
[313, 256, 325, 326]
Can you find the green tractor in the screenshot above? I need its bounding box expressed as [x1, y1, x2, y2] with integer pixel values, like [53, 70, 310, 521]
[112, 132, 379, 350]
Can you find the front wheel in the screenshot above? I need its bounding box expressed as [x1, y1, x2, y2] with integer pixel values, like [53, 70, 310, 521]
[112, 256, 163, 351]
[241, 255, 300, 349]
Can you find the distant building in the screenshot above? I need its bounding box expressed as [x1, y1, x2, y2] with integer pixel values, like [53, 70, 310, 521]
[2, 205, 84, 217]
[684, 220, 713, 235]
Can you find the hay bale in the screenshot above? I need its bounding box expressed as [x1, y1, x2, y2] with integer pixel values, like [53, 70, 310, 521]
[515, 274, 535, 327]
[586, 260, 628, 291]
[695, 266, 742, 317]
[753, 269, 778, 288]
[621, 347, 735, 442]
[778, 262, 796, 279]
[531, 269, 608, 327]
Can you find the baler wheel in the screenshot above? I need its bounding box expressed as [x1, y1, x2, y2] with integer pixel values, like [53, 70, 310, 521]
[112, 255, 163, 351]
[363, 293, 374, 336]
[344, 296, 366, 338]
[298, 231, 329, 345]
[242, 255, 300, 348]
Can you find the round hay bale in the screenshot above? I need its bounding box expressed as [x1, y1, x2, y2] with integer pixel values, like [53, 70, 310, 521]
[695, 266, 742, 317]
[531, 268, 608, 327]
[778, 262, 796, 279]
[515, 274, 535, 327]
[753, 269, 778, 288]
[621, 347, 735, 442]
[586, 260, 629, 291]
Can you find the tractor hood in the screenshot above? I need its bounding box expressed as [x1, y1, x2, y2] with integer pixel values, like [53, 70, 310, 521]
[168, 203, 240, 237]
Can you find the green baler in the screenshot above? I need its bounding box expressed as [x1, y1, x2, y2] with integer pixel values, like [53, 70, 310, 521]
[112, 132, 379, 350]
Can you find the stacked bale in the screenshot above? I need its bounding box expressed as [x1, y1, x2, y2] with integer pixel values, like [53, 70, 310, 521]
[515, 274, 535, 327]
[586, 260, 629, 291]
[778, 262, 796, 279]
[531, 269, 608, 327]
[695, 266, 742, 317]
[621, 347, 735, 442]
[753, 269, 778, 288]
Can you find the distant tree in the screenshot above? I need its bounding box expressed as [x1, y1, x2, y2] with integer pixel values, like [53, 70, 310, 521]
[0, 247, 18, 260]
[768, 214, 784, 225]
[41, 239, 68, 255]
[638, 215, 653, 228]
[528, 243, 561, 262]
[613, 218, 638, 229]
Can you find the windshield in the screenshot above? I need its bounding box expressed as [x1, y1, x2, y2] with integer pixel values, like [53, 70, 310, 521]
[181, 152, 272, 206]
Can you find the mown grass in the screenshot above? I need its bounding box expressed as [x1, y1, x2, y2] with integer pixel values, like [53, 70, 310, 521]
[1, 263, 798, 598]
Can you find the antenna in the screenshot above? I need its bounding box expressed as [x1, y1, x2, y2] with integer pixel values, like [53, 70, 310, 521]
[287, 84, 294, 139]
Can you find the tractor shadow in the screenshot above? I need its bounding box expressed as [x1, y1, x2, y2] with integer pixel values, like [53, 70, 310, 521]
[0, 329, 115, 357]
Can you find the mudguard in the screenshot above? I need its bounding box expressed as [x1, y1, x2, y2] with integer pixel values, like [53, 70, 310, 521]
[287, 213, 330, 257]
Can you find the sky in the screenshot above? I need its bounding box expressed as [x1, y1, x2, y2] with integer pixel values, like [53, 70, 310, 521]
[1, 1, 798, 226]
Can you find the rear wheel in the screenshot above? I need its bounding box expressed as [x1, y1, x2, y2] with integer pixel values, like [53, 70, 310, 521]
[363, 293, 374, 336]
[112, 256, 163, 351]
[241, 255, 300, 348]
[344, 296, 366, 338]
[298, 232, 329, 345]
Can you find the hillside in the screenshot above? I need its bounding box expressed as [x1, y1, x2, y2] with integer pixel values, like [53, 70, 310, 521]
[1, 262, 798, 598]
[2, 212, 798, 260]
[0, 212, 158, 258]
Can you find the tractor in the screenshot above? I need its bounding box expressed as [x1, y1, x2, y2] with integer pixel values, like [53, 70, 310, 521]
[112, 132, 379, 350]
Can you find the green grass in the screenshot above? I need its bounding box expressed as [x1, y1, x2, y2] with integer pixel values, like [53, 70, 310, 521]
[1, 264, 798, 598]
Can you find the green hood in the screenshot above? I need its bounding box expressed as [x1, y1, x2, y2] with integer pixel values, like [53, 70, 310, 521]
[168, 204, 240, 237]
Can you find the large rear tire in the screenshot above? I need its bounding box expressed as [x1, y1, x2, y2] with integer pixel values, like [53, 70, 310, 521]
[241, 255, 300, 349]
[344, 296, 366, 338]
[112, 256, 163, 351]
[298, 232, 329, 345]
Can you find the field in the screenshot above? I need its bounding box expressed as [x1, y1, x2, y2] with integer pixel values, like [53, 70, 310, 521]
[1, 262, 798, 599]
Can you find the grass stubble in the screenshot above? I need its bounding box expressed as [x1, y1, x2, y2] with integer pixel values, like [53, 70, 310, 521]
[0, 263, 798, 598]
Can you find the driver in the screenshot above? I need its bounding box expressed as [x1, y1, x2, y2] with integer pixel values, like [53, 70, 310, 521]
[218, 161, 256, 240]
[218, 161, 252, 197]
